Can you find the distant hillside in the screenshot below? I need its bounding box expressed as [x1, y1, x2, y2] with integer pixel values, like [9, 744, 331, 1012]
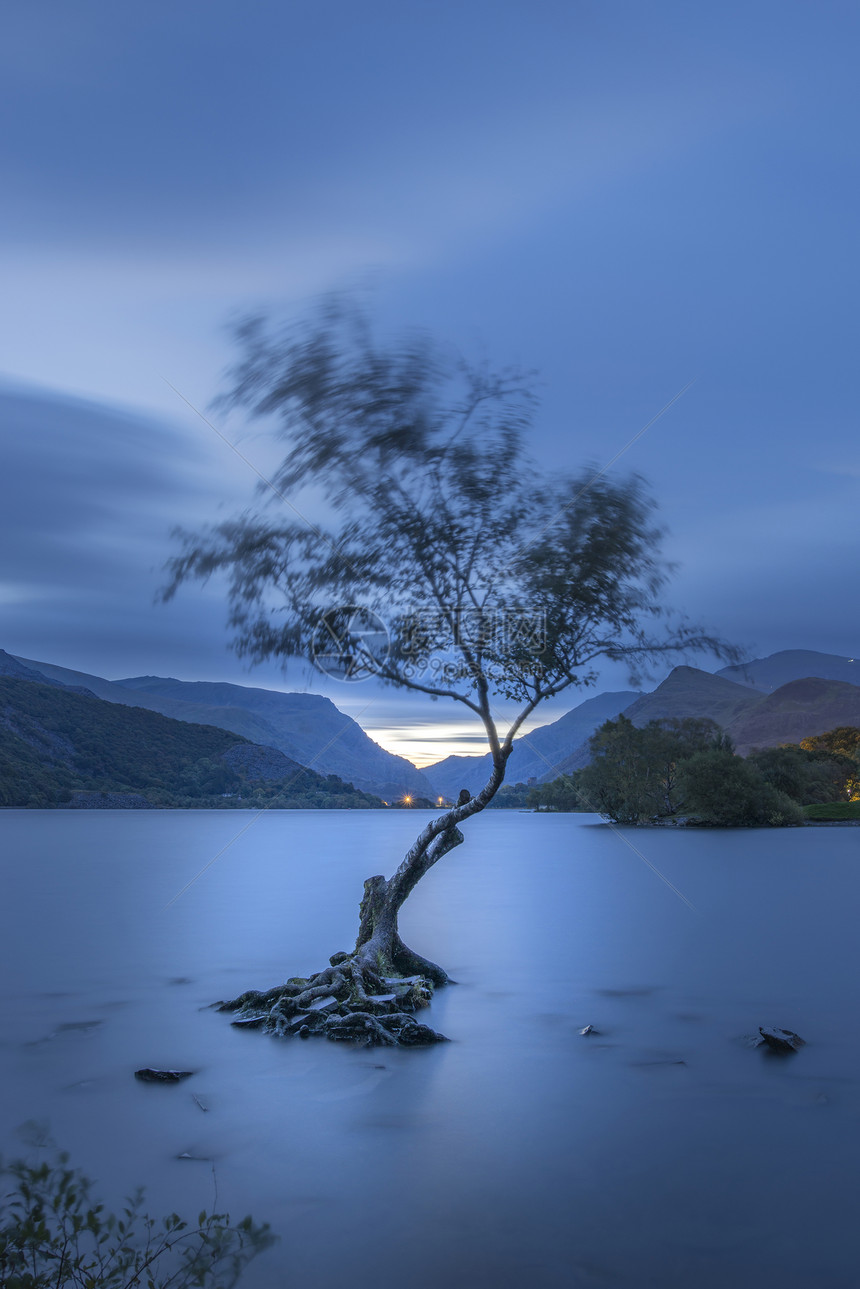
[0, 676, 381, 808]
[424, 690, 641, 797]
[622, 666, 762, 728]
[718, 649, 860, 693]
[0, 649, 95, 697]
[551, 666, 765, 777]
[725, 677, 860, 756]
[14, 656, 433, 801]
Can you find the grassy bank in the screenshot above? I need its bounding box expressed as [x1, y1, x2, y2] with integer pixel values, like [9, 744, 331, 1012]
[803, 801, 860, 822]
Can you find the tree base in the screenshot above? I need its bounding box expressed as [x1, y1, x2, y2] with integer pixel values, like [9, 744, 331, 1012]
[218, 947, 449, 1047]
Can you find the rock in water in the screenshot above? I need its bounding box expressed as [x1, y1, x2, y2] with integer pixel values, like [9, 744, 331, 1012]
[134, 1068, 196, 1082]
[759, 1027, 806, 1053]
[305, 995, 339, 1013]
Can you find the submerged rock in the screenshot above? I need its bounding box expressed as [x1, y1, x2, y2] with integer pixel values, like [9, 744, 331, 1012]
[759, 1026, 806, 1053]
[134, 1068, 196, 1082]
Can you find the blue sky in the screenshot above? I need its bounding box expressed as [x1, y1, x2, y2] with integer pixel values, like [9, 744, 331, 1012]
[1, 1, 857, 763]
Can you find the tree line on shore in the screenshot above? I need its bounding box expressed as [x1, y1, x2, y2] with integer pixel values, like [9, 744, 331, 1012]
[0, 676, 382, 809]
[492, 720, 860, 825]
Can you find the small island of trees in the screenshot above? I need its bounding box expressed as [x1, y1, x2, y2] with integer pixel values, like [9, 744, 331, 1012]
[514, 721, 860, 826]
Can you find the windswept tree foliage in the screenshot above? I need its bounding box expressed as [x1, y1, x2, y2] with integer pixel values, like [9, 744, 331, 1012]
[164, 300, 733, 1044]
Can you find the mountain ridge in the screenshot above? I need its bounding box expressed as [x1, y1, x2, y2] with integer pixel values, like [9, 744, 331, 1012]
[725, 677, 860, 755]
[0, 675, 381, 809]
[9, 647, 858, 800]
[621, 665, 762, 729]
[718, 649, 860, 693]
[13, 656, 434, 800]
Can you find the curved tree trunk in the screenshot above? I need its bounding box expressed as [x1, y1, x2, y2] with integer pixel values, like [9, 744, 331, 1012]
[218, 757, 508, 1046]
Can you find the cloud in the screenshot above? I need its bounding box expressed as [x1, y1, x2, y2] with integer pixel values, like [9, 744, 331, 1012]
[0, 383, 257, 670]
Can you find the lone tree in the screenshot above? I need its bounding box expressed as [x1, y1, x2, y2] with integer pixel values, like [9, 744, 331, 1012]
[164, 300, 731, 1046]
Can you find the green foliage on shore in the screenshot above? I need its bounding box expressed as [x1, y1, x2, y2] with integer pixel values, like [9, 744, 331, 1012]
[803, 801, 860, 821]
[524, 776, 586, 812]
[485, 782, 537, 809]
[677, 749, 804, 826]
[527, 718, 860, 826]
[0, 676, 380, 809]
[568, 715, 731, 822]
[799, 726, 860, 759]
[746, 744, 855, 804]
[0, 1149, 273, 1287]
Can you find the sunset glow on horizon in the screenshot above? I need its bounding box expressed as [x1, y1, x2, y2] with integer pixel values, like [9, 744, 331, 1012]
[362, 715, 551, 768]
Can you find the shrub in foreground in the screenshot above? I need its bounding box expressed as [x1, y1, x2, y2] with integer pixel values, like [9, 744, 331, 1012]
[0, 1152, 274, 1288]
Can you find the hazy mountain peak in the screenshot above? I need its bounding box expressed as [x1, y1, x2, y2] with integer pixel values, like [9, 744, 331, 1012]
[0, 649, 57, 684]
[620, 665, 761, 731]
[14, 655, 433, 800]
[726, 675, 860, 755]
[718, 649, 860, 693]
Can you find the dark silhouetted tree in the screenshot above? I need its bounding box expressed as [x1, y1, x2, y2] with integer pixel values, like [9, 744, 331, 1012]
[747, 744, 856, 804]
[678, 749, 803, 826]
[163, 300, 733, 1044]
[572, 715, 728, 823]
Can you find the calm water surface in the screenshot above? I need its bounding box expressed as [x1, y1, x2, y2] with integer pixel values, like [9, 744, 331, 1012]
[1, 810, 858, 1288]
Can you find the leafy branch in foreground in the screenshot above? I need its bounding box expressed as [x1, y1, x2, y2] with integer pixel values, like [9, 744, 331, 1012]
[0, 1152, 274, 1289]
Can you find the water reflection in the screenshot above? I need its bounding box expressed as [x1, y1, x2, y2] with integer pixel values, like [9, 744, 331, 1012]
[1, 811, 858, 1287]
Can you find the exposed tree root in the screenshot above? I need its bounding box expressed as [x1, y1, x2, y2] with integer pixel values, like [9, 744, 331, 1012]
[218, 957, 446, 1046]
[218, 940, 449, 1047]
[216, 818, 473, 1047]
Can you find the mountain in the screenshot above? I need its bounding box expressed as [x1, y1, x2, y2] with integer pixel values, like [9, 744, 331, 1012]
[718, 650, 860, 693]
[425, 665, 784, 796]
[621, 666, 763, 729]
[115, 675, 434, 801]
[551, 666, 860, 774]
[0, 675, 381, 808]
[0, 649, 95, 697]
[550, 666, 766, 777]
[423, 690, 641, 798]
[13, 657, 433, 801]
[725, 677, 860, 756]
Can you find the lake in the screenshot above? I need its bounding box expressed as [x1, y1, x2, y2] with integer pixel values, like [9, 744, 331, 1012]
[1, 810, 858, 1288]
